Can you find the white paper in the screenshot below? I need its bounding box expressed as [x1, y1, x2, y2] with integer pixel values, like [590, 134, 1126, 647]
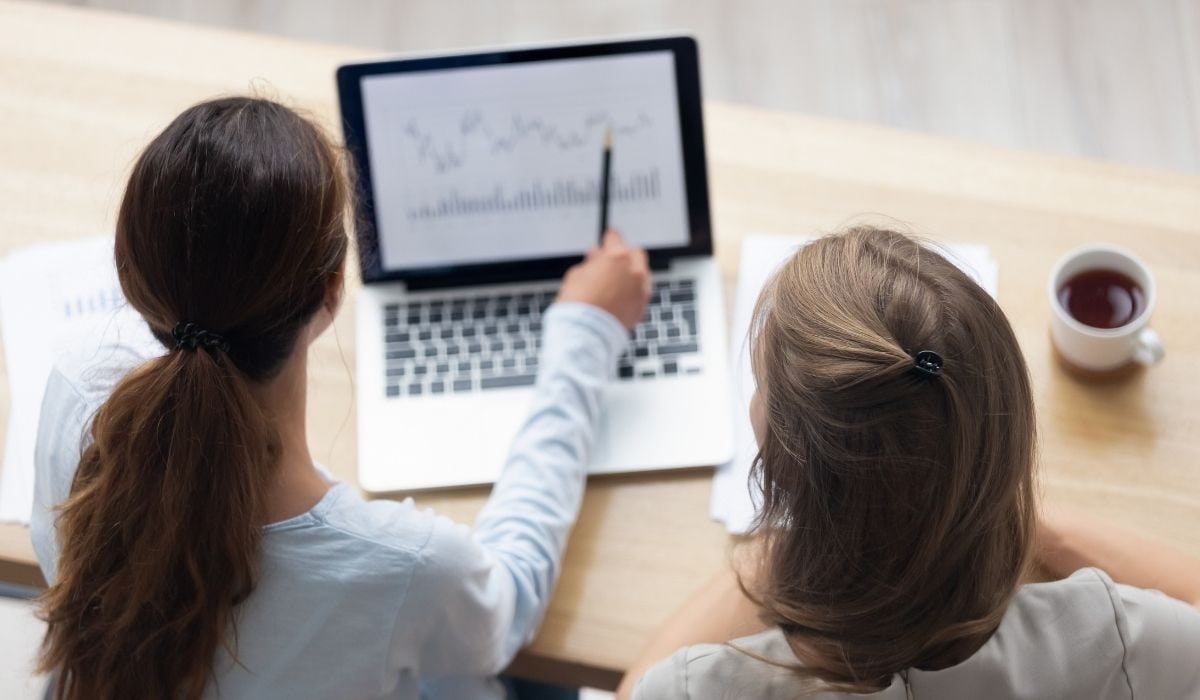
[0, 237, 155, 524]
[710, 235, 999, 534]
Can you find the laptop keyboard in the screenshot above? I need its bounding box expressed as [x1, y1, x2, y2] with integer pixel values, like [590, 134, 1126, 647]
[382, 277, 702, 398]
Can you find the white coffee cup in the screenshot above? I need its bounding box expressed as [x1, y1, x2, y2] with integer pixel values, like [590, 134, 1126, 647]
[1048, 245, 1164, 374]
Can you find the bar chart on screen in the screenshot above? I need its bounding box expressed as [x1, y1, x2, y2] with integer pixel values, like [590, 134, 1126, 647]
[361, 52, 692, 269]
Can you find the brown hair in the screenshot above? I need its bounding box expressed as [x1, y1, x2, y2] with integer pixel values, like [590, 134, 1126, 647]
[746, 226, 1036, 692]
[37, 97, 350, 699]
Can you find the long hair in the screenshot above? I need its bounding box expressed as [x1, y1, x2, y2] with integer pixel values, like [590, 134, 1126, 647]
[37, 97, 350, 699]
[746, 227, 1037, 692]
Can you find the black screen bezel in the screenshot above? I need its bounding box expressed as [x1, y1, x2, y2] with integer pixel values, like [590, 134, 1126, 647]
[336, 36, 711, 288]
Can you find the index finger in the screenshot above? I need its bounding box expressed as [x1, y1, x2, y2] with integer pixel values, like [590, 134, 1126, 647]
[602, 229, 628, 252]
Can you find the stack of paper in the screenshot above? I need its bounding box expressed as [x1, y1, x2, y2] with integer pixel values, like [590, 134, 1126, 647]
[710, 235, 1000, 534]
[0, 237, 155, 525]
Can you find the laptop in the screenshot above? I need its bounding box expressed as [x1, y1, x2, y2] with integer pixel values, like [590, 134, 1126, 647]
[336, 36, 734, 493]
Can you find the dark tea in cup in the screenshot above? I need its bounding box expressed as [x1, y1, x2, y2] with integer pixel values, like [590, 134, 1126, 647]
[1057, 268, 1145, 330]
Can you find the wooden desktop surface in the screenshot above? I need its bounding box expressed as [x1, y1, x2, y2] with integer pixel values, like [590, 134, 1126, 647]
[2, 0, 1199, 689]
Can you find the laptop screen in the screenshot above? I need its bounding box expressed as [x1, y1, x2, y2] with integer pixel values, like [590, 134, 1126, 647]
[338, 37, 712, 285]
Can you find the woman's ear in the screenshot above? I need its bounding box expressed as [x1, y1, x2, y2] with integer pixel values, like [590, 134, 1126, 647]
[324, 262, 346, 317]
[750, 390, 767, 446]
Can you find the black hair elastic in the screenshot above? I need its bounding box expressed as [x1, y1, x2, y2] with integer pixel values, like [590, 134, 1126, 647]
[911, 350, 944, 379]
[172, 322, 231, 354]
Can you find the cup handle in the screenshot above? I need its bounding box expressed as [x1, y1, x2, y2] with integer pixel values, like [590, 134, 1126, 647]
[1133, 328, 1165, 366]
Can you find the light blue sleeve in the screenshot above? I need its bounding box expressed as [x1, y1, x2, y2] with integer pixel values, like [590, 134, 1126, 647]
[30, 344, 158, 585]
[30, 368, 92, 584]
[391, 302, 629, 678]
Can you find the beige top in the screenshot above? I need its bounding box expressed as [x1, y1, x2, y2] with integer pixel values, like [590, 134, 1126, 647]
[635, 568, 1200, 699]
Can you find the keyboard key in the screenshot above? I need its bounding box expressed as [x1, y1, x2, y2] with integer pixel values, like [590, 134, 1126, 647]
[667, 327, 682, 339]
[663, 361, 679, 375]
[457, 360, 472, 372]
[407, 383, 424, 396]
[677, 278, 695, 289]
[669, 289, 695, 303]
[387, 348, 416, 360]
[440, 328, 455, 340]
[386, 366, 405, 377]
[423, 346, 438, 358]
[431, 381, 445, 394]
[619, 365, 634, 379]
[453, 378, 473, 392]
[482, 374, 536, 390]
[386, 385, 400, 397]
[640, 370, 657, 378]
[418, 329, 433, 341]
[413, 364, 429, 376]
[657, 341, 699, 356]
[634, 346, 650, 358]
[436, 362, 450, 374]
[481, 359, 495, 371]
[644, 328, 660, 340]
[502, 357, 518, 370]
[386, 331, 410, 343]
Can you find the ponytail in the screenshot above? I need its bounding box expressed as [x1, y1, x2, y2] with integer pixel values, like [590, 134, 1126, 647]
[36, 96, 350, 699]
[41, 348, 274, 699]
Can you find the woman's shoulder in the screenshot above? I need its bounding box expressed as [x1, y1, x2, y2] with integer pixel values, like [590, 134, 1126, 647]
[267, 486, 484, 584]
[634, 571, 1200, 700]
[1021, 568, 1200, 694]
[634, 628, 835, 700]
[46, 341, 160, 414]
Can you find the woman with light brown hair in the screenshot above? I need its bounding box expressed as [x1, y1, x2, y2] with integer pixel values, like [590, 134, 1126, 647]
[620, 227, 1200, 699]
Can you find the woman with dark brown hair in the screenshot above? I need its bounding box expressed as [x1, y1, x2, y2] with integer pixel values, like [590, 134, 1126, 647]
[29, 96, 650, 699]
[619, 227, 1200, 699]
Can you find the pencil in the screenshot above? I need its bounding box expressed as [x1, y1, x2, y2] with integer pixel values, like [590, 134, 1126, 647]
[598, 126, 612, 243]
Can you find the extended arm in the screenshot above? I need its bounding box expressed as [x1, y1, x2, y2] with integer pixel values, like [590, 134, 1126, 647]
[617, 552, 768, 699]
[1038, 504, 1200, 609]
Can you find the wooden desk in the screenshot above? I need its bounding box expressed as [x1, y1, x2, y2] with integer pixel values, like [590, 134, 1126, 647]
[2, 0, 1199, 689]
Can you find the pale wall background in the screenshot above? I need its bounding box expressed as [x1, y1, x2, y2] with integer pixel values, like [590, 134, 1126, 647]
[32, 0, 1200, 173]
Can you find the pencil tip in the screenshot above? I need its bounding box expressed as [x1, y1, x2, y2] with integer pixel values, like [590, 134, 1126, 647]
[604, 126, 612, 149]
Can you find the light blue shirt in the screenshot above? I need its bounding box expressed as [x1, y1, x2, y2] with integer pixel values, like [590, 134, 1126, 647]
[30, 302, 630, 699]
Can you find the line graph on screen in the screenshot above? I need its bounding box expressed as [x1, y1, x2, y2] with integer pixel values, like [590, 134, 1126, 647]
[403, 110, 653, 174]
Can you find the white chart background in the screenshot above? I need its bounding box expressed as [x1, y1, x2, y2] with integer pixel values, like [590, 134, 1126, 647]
[361, 51, 691, 270]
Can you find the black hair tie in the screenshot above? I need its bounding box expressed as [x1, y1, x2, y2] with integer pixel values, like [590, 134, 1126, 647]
[172, 322, 231, 354]
[911, 350, 944, 379]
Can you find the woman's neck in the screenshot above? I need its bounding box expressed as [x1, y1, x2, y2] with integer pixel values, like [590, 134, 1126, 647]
[252, 344, 332, 524]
